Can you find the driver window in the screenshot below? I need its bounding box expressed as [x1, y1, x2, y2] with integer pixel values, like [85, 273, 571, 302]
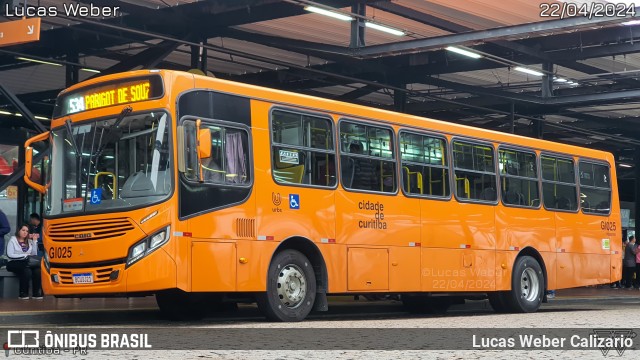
[184, 121, 251, 185]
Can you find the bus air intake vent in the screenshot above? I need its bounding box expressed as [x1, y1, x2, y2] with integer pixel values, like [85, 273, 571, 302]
[48, 218, 135, 242]
[235, 218, 255, 238]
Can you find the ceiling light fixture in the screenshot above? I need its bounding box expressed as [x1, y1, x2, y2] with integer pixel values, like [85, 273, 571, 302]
[621, 19, 640, 26]
[304, 6, 353, 21]
[619, 163, 633, 168]
[0, 110, 12, 115]
[34, 116, 49, 120]
[16, 57, 62, 67]
[446, 46, 482, 59]
[80, 68, 101, 74]
[514, 67, 544, 77]
[365, 22, 405, 36]
[553, 77, 568, 82]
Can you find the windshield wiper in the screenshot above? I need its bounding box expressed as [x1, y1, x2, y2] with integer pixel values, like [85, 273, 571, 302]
[86, 106, 133, 204]
[65, 118, 81, 157]
[94, 105, 132, 159]
[65, 118, 84, 198]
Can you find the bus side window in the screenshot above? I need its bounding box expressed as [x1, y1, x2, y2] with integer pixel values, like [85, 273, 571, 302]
[499, 148, 538, 208]
[541, 155, 577, 211]
[339, 121, 396, 193]
[399, 131, 449, 198]
[271, 110, 336, 187]
[579, 161, 611, 215]
[452, 140, 496, 202]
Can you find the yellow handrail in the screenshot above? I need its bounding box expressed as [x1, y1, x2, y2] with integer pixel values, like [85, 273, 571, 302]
[94, 172, 117, 199]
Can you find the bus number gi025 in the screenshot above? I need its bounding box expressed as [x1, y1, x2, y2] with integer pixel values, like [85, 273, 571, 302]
[49, 247, 72, 259]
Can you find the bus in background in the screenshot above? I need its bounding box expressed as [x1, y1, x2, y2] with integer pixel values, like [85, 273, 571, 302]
[24, 69, 621, 321]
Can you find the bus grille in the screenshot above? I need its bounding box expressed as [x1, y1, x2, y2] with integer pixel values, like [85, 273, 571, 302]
[58, 267, 114, 284]
[47, 218, 135, 241]
[235, 218, 255, 238]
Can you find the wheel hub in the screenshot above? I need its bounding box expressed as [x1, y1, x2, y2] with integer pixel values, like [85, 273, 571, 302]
[277, 264, 307, 308]
[521, 267, 540, 302]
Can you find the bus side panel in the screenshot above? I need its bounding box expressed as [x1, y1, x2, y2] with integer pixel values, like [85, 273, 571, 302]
[318, 244, 347, 293]
[191, 241, 236, 291]
[422, 200, 495, 250]
[555, 212, 612, 289]
[389, 246, 421, 291]
[556, 254, 611, 289]
[421, 199, 495, 292]
[495, 207, 556, 253]
[495, 206, 556, 290]
[421, 248, 495, 291]
[335, 189, 421, 292]
[236, 240, 279, 291]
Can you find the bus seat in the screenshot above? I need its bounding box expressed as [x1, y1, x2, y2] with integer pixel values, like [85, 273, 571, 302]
[555, 196, 572, 210]
[273, 166, 304, 184]
[341, 157, 355, 188]
[530, 199, 540, 207]
[503, 190, 525, 205]
[479, 187, 497, 201]
[273, 149, 305, 184]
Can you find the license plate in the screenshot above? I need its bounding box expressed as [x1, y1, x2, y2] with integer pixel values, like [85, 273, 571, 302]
[72, 273, 94, 284]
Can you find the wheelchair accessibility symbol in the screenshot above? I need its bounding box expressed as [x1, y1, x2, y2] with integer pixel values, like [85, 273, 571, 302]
[90, 188, 102, 205]
[289, 194, 300, 210]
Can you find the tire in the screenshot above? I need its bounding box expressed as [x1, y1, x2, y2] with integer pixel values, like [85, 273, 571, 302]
[156, 289, 206, 320]
[257, 249, 316, 322]
[503, 256, 544, 313]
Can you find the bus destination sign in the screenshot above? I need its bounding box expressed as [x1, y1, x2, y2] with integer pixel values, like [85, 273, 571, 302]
[54, 75, 164, 118]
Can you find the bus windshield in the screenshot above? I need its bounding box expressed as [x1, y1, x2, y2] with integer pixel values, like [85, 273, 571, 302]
[46, 110, 172, 216]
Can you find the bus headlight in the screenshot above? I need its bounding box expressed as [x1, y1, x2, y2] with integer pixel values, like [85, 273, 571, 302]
[126, 225, 170, 268]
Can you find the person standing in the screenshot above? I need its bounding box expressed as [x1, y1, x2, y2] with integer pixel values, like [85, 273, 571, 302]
[28, 213, 43, 257]
[0, 209, 10, 255]
[6, 224, 42, 299]
[623, 235, 637, 289]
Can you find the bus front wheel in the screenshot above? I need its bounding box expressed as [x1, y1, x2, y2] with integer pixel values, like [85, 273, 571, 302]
[504, 256, 544, 313]
[257, 249, 316, 322]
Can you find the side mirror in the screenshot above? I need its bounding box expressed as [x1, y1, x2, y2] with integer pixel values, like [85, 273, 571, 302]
[24, 131, 49, 194]
[198, 129, 211, 159]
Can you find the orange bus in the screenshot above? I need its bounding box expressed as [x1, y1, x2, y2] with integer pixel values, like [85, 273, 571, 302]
[24, 69, 621, 321]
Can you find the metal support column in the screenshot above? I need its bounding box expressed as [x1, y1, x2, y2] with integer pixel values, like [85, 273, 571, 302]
[17, 145, 25, 226]
[394, 83, 406, 112]
[66, 48, 79, 87]
[350, 2, 366, 48]
[635, 147, 640, 235]
[510, 102, 515, 134]
[0, 83, 47, 134]
[191, 41, 207, 73]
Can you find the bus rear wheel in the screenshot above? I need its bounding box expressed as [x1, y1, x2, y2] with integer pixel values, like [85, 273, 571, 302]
[257, 249, 316, 322]
[503, 256, 544, 313]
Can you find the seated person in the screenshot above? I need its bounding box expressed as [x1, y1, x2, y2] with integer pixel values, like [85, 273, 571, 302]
[6, 224, 43, 300]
